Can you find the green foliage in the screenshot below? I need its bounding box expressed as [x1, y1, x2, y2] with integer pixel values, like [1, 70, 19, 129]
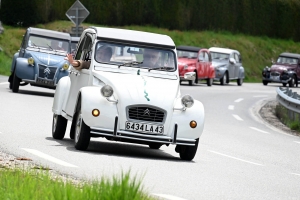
[1, 0, 300, 41]
[0, 169, 153, 200]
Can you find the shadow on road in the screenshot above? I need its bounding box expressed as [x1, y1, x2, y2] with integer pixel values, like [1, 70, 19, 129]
[10, 89, 55, 97]
[45, 137, 194, 163]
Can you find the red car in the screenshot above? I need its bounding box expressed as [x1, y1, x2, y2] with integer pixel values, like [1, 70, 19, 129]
[177, 46, 215, 86]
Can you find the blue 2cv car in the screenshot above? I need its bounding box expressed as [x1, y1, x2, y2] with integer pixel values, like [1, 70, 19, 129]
[8, 27, 71, 92]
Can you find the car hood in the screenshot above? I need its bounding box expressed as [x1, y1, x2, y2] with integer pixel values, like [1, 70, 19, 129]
[28, 51, 66, 66]
[211, 60, 227, 67]
[94, 71, 180, 109]
[271, 64, 295, 72]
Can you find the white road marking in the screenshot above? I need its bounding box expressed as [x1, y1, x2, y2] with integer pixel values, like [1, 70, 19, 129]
[152, 194, 187, 200]
[21, 148, 78, 168]
[228, 105, 234, 110]
[232, 114, 243, 121]
[294, 141, 300, 144]
[253, 95, 268, 98]
[208, 150, 264, 166]
[234, 98, 244, 103]
[250, 127, 270, 134]
[0, 82, 9, 85]
[290, 173, 300, 177]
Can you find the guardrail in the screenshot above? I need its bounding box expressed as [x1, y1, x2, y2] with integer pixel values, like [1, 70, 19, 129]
[276, 87, 300, 120]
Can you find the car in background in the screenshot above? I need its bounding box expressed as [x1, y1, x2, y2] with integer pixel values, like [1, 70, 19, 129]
[8, 27, 71, 93]
[70, 36, 80, 57]
[51, 27, 205, 161]
[177, 45, 215, 86]
[262, 52, 300, 87]
[209, 47, 245, 86]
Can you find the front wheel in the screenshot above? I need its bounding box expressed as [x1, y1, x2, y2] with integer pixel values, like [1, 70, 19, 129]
[289, 76, 296, 87]
[188, 80, 193, 86]
[220, 73, 227, 85]
[263, 80, 268, 86]
[207, 78, 213, 86]
[237, 78, 243, 86]
[74, 110, 90, 150]
[12, 72, 20, 93]
[176, 139, 199, 161]
[52, 114, 67, 139]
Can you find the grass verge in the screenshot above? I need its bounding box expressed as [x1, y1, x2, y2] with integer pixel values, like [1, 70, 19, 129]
[0, 168, 154, 200]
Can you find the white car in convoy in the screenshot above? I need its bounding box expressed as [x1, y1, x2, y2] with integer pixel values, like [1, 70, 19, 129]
[52, 27, 205, 161]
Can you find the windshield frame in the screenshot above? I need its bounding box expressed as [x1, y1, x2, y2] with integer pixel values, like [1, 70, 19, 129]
[27, 34, 70, 53]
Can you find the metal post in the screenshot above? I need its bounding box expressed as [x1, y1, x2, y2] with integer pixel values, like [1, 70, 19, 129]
[76, 7, 79, 36]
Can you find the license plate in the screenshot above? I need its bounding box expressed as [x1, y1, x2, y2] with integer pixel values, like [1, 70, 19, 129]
[37, 78, 54, 85]
[271, 75, 279, 80]
[125, 121, 164, 134]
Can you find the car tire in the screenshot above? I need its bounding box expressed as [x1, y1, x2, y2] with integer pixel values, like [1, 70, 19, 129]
[289, 76, 296, 87]
[194, 71, 198, 84]
[188, 80, 193, 86]
[207, 78, 213, 86]
[69, 112, 77, 139]
[237, 78, 243, 86]
[177, 139, 199, 161]
[263, 80, 268, 86]
[52, 114, 67, 140]
[149, 143, 162, 149]
[74, 109, 90, 150]
[12, 71, 20, 93]
[220, 73, 227, 85]
[282, 83, 287, 87]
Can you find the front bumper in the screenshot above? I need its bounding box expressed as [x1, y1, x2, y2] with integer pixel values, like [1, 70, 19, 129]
[179, 72, 196, 81]
[23, 74, 57, 88]
[262, 72, 291, 83]
[90, 117, 196, 146]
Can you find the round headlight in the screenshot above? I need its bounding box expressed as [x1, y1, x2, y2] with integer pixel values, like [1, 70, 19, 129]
[28, 57, 34, 65]
[62, 63, 69, 70]
[101, 85, 114, 98]
[181, 95, 194, 108]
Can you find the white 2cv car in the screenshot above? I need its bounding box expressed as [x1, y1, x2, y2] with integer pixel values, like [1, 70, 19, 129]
[52, 27, 205, 161]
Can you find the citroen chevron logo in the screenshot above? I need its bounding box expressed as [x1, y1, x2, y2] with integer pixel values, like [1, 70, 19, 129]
[44, 67, 51, 78]
[143, 109, 150, 116]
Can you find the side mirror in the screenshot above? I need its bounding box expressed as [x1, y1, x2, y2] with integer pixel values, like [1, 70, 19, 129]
[229, 58, 236, 64]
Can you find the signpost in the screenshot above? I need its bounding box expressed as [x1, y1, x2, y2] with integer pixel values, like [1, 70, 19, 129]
[66, 0, 89, 36]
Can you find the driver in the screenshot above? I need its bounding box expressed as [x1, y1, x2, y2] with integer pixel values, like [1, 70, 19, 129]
[143, 49, 160, 68]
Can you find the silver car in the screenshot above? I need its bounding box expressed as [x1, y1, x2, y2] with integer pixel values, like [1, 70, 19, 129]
[209, 47, 245, 86]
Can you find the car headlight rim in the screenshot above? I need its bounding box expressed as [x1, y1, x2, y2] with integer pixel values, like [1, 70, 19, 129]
[62, 63, 69, 70]
[27, 57, 34, 65]
[181, 94, 194, 108]
[101, 85, 114, 98]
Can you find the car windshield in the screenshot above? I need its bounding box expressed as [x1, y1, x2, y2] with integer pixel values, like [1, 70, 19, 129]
[28, 35, 69, 53]
[277, 56, 298, 65]
[211, 52, 230, 61]
[177, 50, 198, 59]
[94, 42, 176, 71]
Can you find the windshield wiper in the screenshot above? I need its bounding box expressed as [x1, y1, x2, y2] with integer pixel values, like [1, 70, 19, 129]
[47, 44, 53, 51]
[118, 61, 143, 68]
[148, 66, 174, 72]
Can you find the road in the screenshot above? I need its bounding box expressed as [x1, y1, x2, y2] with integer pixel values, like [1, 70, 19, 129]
[0, 76, 300, 200]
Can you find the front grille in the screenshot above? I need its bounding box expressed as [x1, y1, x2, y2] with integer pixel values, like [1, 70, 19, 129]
[270, 72, 280, 76]
[128, 106, 165, 122]
[38, 64, 57, 79]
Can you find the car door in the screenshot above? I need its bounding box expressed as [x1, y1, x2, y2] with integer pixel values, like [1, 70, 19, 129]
[297, 58, 300, 80]
[64, 33, 94, 117]
[228, 53, 235, 78]
[197, 50, 206, 78]
[234, 53, 241, 78]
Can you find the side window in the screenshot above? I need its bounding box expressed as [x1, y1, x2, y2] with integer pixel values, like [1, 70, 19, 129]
[198, 52, 204, 61]
[234, 53, 240, 63]
[204, 52, 209, 62]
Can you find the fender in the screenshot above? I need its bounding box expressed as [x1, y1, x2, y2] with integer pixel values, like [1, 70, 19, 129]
[15, 57, 35, 80]
[11, 52, 19, 73]
[170, 98, 205, 139]
[52, 76, 71, 115]
[239, 66, 245, 78]
[79, 86, 118, 129]
[209, 65, 216, 78]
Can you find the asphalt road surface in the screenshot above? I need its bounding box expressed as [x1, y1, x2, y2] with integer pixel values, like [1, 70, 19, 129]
[0, 76, 300, 200]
